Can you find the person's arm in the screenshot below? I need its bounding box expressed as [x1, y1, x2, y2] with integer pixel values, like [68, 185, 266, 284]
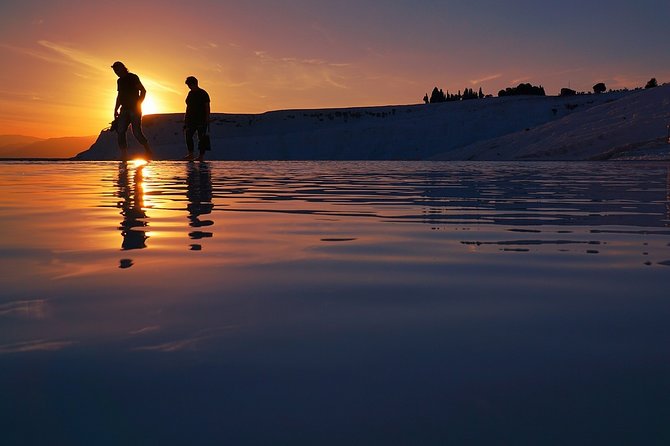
[183, 92, 190, 129]
[114, 94, 121, 119]
[204, 98, 211, 133]
[205, 90, 211, 128]
[137, 78, 147, 103]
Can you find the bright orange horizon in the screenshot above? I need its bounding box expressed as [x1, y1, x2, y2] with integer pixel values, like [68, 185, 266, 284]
[1, 0, 668, 139]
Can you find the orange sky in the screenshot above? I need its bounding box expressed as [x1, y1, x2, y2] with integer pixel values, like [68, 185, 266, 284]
[1, 0, 668, 138]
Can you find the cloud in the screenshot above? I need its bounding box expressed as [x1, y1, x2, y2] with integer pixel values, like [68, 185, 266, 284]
[129, 326, 160, 335]
[469, 73, 503, 85]
[510, 76, 532, 84]
[0, 339, 74, 354]
[133, 326, 237, 352]
[14, 41, 181, 96]
[0, 43, 72, 66]
[133, 337, 203, 352]
[215, 80, 250, 88]
[324, 73, 348, 89]
[0, 90, 45, 101]
[254, 50, 350, 70]
[0, 299, 49, 319]
[37, 40, 108, 74]
[141, 78, 181, 95]
[251, 49, 353, 90]
[185, 41, 221, 52]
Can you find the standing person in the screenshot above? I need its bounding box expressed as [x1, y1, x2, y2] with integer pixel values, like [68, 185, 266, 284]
[183, 76, 211, 161]
[111, 61, 153, 160]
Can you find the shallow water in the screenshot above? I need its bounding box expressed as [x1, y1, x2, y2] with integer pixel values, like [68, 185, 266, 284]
[1, 160, 669, 445]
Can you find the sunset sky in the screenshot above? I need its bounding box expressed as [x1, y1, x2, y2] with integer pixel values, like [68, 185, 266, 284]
[1, 0, 668, 138]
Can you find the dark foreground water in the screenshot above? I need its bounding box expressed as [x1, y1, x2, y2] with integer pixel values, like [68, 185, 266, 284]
[1, 161, 669, 445]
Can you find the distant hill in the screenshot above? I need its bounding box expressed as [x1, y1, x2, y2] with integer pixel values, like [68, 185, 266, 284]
[76, 86, 670, 161]
[430, 85, 670, 160]
[0, 135, 44, 154]
[1, 135, 97, 158]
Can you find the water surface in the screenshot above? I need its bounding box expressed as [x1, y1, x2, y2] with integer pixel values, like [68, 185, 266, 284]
[1, 161, 669, 445]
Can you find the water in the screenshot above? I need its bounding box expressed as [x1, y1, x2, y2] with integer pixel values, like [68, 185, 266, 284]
[1, 160, 669, 445]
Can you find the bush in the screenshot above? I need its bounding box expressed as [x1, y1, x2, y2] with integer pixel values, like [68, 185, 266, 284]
[498, 83, 546, 97]
[429, 87, 447, 103]
[593, 82, 606, 94]
[645, 78, 658, 89]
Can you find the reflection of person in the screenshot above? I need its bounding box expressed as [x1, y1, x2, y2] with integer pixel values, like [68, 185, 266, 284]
[117, 162, 149, 259]
[186, 161, 214, 250]
[112, 61, 153, 160]
[183, 76, 211, 161]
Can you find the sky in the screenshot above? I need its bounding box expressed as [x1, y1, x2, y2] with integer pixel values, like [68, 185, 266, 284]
[1, 0, 668, 138]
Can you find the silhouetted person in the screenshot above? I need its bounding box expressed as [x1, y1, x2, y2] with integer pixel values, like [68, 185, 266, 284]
[183, 76, 211, 161]
[112, 61, 153, 160]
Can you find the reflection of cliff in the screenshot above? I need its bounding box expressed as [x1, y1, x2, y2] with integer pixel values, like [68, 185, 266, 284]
[117, 162, 149, 252]
[415, 166, 670, 228]
[186, 162, 213, 250]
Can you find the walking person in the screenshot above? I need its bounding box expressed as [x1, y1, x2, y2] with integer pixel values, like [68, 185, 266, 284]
[111, 61, 153, 160]
[183, 76, 211, 161]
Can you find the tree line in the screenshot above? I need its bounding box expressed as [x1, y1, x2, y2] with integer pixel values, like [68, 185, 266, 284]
[423, 77, 661, 103]
[423, 87, 486, 104]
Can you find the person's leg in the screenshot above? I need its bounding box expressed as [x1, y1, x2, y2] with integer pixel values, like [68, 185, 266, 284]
[130, 113, 152, 158]
[184, 126, 196, 160]
[196, 125, 208, 161]
[116, 112, 131, 160]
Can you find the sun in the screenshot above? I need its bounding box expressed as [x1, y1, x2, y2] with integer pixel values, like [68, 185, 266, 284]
[141, 95, 159, 115]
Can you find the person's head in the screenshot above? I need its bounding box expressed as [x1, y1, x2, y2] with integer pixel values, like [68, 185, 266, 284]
[111, 61, 128, 77]
[185, 76, 199, 89]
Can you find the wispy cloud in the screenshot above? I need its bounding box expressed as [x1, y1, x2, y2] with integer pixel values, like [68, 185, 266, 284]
[38, 40, 107, 74]
[0, 299, 49, 319]
[185, 41, 221, 52]
[254, 51, 351, 70]
[10, 41, 181, 96]
[129, 326, 160, 335]
[510, 76, 532, 84]
[133, 326, 237, 352]
[141, 78, 181, 95]
[134, 337, 203, 352]
[0, 339, 74, 354]
[252, 49, 353, 90]
[0, 43, 71, 66]
[215, 80, 251, 88]
[324, 73, 348, 89]
[469, 73, 503, 85]
[0, 90, 46, 101]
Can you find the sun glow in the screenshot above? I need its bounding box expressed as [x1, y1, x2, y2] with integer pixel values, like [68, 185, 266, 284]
[141, 95, 160, 115]
[132, 159, 148, 168]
